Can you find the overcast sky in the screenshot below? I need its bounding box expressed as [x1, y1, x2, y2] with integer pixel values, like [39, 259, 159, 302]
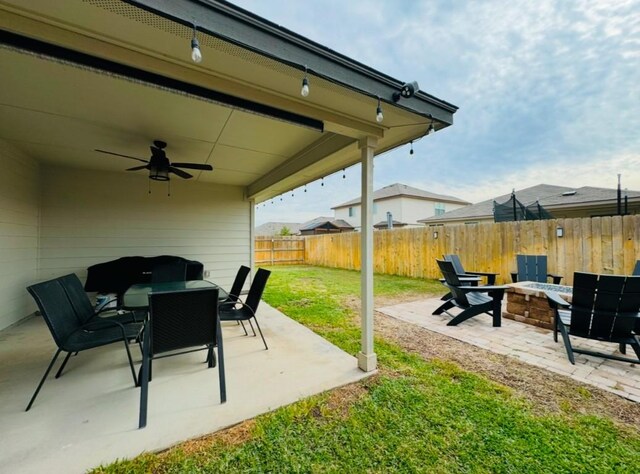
[231, 0, 640, 226]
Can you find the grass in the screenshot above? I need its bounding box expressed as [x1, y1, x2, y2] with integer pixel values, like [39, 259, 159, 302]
[93, 266, 640, 473]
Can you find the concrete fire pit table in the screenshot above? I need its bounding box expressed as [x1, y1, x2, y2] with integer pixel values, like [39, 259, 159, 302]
[505, 281, 573, 330]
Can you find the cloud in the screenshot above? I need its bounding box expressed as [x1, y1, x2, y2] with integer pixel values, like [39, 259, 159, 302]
[234, 0, 639, 222]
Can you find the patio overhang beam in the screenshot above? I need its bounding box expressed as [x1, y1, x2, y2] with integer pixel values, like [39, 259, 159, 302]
[126, 0, 457, 126]
[0, 29, 323, 133]
[246, 134, 356, 200]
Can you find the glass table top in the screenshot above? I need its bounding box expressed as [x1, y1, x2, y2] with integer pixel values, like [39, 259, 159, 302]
[122, 280, 229, 309]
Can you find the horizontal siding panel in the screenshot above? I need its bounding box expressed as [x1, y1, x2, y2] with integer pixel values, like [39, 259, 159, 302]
[39, 237, 248, 249]
[0, 222, 39, 237]
[0, 139, 39, 329]
[40, 227, 249, 240]
[38, 244, 248, 259]
[38, 166, 251, 287]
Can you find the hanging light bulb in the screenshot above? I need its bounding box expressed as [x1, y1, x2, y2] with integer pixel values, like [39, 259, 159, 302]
[301, 66, 310, 97]
[304, 185, 307, 193]
[409, 141, 414, 156]
[376, 97, 383, 123]
[342, 168, 346, 179]
[427, 118, 436, 135]
[191, 24, 202, 63]
[321, 177, 324, 187]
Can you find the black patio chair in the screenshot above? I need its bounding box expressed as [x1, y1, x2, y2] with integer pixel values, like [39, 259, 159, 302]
[151, 262, 188, 283]
[633, 260, 640, 276]
[225, 265, 251, 303]
[26, 277, 143, 411]
[546, 272, 640, 365]
[443, 254, 498, 285]
[219, 268, 271, 349]
[433, 259, 508, 327]
[139, 287, 226, 429]
[511, 255, 562, 284]
[59, 273, 142, 325]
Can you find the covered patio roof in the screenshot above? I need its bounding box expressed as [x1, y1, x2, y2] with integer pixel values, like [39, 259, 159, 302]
[0, 0, 457, 203]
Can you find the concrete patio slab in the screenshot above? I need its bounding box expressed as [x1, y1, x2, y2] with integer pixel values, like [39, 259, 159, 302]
[378, 298, 640, 403]
[0, 304, 369, 474]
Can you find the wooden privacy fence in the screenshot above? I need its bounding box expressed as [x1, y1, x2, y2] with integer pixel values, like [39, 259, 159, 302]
[303, 215, 640, 285]
[255, 236, 305, 265]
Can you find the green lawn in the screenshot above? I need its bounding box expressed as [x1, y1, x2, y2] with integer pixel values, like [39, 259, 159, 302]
[94, 266, 640, 473]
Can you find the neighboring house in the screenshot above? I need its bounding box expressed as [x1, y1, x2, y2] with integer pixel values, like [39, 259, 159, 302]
[255, 222, 302, 236]
[419, 184, 640, 226]
[332, 183, 470, 229]
[299, 216, 354, 235]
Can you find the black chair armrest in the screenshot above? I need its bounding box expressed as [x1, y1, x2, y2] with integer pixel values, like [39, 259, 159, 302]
[464, 271, 498, 285]
[547, 274, 563, 285]
[460, 285, 509, 292]
[545, 291, 570, 309]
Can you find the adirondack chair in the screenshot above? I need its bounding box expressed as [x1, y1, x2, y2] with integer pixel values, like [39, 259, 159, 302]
[511, 255, 562, 284]
[546, 272, 640, 365]
[433, 259, 508, 327]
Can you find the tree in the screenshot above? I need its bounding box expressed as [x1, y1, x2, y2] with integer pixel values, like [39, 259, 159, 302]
[279, 226, 292, 236]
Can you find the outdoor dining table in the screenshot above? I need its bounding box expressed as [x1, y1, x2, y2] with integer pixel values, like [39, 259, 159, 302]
[122, 280, 229, 310]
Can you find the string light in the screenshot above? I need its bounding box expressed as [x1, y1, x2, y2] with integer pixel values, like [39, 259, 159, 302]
[427, 117, 436, 135]
[190, 24, 202, 63]
[301, 65, 309, 97]
[321, 177, 324, 187]
[409, 141, 414, 156]
[304, 185, 307, 193]
[342, 168, 346, 179]
[376, 97, 383, 123]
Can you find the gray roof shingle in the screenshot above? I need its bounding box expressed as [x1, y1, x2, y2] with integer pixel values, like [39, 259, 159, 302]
[332, 183, 470, 209]
[419, 184, 640, 223]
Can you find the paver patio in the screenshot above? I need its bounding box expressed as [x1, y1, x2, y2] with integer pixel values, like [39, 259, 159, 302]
[378, 298, 640, 403]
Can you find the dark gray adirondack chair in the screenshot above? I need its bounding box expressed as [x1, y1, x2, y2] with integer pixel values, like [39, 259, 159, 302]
[546, 272, 640, 365]
[443, 254, 498, 285]
[433, 259, 508, 327]
[511, 255, 562, 284]
[139, 287, 225, 428]
[219, 268, 270, 349]
[26, 277, 143, 411]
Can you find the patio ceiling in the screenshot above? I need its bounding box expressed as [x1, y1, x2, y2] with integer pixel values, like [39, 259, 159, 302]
[0, 0, 457, 203]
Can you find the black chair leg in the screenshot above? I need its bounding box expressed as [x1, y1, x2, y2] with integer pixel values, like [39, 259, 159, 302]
[26, 349, 62, 411]
[239, 320, 248, 336]
[248, 319, 256, 336]
[619, 343, 626, 354]
[558, 323, 575, 365]
[123, 338, 138, 386]
[433, 299, 455, 315]
[138, 328, 151, 428]
[217, 325, 227, 403]
[490, 294, 502, 327]
[55, 351, 73, 378]
[252, 317, 268, 350]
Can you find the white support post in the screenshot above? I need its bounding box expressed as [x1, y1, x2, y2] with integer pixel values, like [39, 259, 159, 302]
[249, 199, 256, 277]
[357, 136, 378, 372]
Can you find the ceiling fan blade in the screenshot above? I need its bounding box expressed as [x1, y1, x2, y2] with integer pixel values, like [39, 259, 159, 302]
[171, 162, 213, 171]
[126, 165, 149, 171]
[169, 167, 193, 179]
[95, 149, 149, 164]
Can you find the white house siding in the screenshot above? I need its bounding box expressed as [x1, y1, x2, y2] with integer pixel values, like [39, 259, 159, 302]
[38, 166, 250, 294]
[0, 139, 40, 330]
[335, 196, 467, 229]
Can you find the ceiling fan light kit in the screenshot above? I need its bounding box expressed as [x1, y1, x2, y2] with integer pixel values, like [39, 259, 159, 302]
[95, 140, 213, 193]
